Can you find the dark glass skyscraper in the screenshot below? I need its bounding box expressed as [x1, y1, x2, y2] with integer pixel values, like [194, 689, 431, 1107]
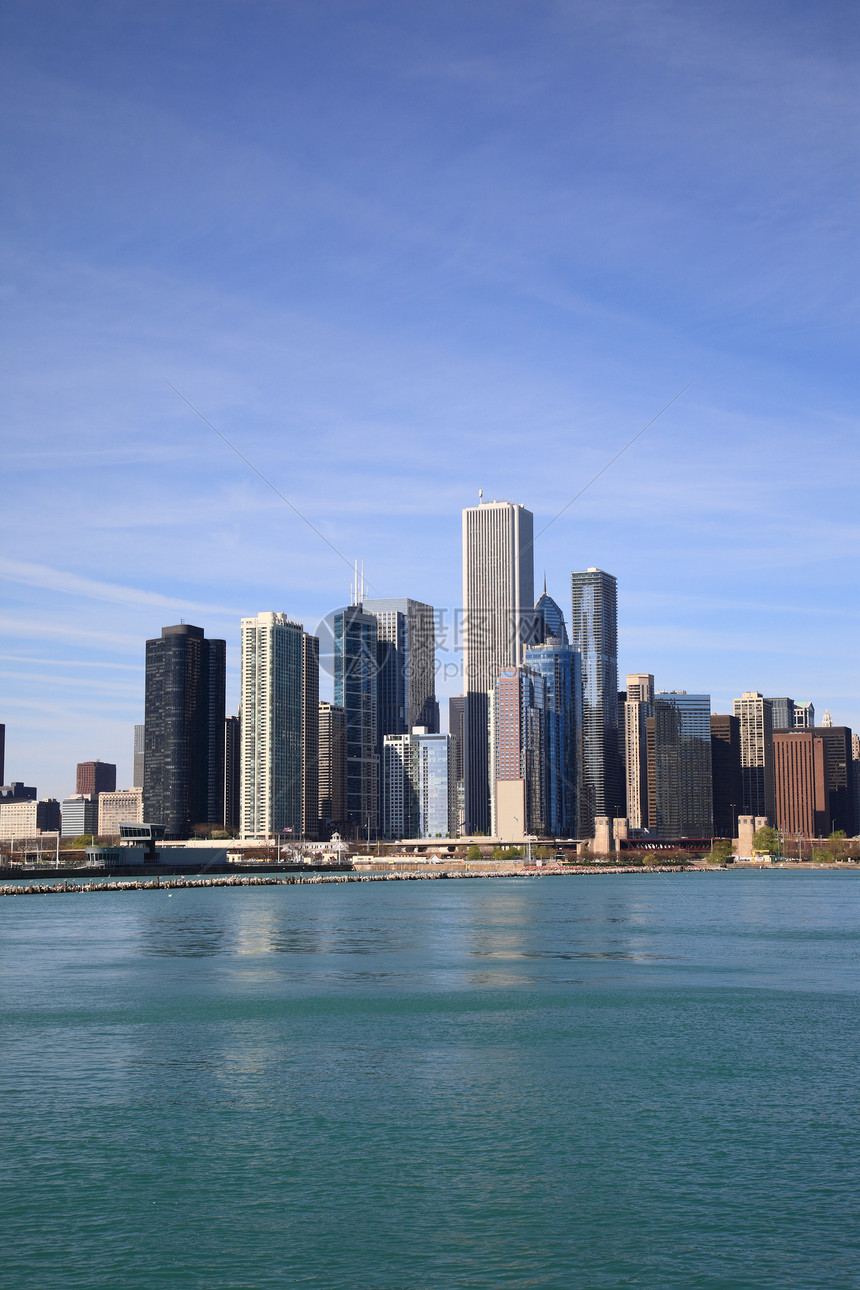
[144, 624, 226, 839]
[334, 605, 379, 836]
[535, 582, 569, 646]
[570, 568, 621, 832]
[646, 692, 713, 836]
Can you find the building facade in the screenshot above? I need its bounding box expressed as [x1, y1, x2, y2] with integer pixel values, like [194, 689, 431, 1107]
[61, 794, 99, 838]
[76, 760, 116, 796]
[224, 715, 240, 834]
[710, 714, 742, 838]
[360, 598, 438, 737]
[524, 644, 580, 837]
[334, 605, 379, 837]
[301, 633, 320, 840]
[794, 702, 815, 729]
[0, 799, 61, 842]
[733, 692, 775, 821]
[133, 724, 145, 788]
[318, 701, 347, 835]
[382, 730, 454, 839]
[240, 613, 308, 840]
[570, 568, 622, 832]
[144, 624, 226, 838]
[624, 673, 654, 831]
[462, 500, 535, 834]
[646, 692, 713, 837]
[98, 787, 144, 836]
[773, 728, 856, 839]
[492, 665, 547, 838]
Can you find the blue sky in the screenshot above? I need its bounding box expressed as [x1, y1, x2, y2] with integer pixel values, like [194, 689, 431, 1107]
[1, 0, 858, 798]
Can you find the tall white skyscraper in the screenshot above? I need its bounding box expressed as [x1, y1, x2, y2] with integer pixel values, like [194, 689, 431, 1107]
[624, 673, 654, 831]
[240, 612, 318, 840]
[462, 500, 534, 833]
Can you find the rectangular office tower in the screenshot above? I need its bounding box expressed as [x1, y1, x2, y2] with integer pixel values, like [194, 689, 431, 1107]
[76, 760, 116, 795]
[334, 605, 379, 837]
[240, 613, 318, 840]
[646, 692, 713, 837]
[144, 624, 226, 838]
[133, 725, 145, 788]
[570, 569, 621, 833]
[462, 500, 534, 834]
[383, 730, 455, 839]
[624, 674, 654, 831]
[318, 701, 347, 836]
[492, 665, 547, 838]
[773, 727, 856, 838]
[733, 692, 775, 820]
[360, 598, 438, 736]
[711, 714, 742, 838]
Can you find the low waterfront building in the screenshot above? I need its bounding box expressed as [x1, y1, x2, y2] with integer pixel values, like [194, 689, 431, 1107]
[0, 798, 61, 842]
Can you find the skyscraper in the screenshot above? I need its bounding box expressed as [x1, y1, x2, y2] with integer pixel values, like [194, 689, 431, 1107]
[448, 695, 466, 835]
[733, 692, 775, 820]
[767, 697, 795, 732]
[535, 581, 569, 646]
[240, 613, 306, 840]
[223, 714, 240, 833]
[382, 729, 454, 839]
[570, 568, 621, 832]
[492, 665, 547, 838]
[710, 714, 742, 838]
[133, 724, 145, 788]
[301, 633, 320, 840]
[525, 643, 580, 837]
[318, 701, 347, 835]
[76, 760, 116, 796]
[144, 624, 226, 838]
[360, 598, 438, 736]
[773, 727, 856, 839]
[462, 500, 534, 833]
[334, 605, 379, 837]
[624, 673, 654, 831]
[794, 702, 815, 729]
[0, 723, 5, 787]
[646, 692, 713, 836]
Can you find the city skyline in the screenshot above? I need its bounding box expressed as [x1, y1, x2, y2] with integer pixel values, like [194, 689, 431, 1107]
[2, 2, 858, 796]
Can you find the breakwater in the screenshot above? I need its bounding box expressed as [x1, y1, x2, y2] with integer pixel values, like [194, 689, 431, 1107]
[0, 865, 695, 896]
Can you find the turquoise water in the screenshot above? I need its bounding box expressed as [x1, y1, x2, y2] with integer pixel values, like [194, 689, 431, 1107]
[2, 871, 859, 1289]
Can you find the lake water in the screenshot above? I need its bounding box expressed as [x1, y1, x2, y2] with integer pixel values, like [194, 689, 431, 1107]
[2, 870, 859, 1289]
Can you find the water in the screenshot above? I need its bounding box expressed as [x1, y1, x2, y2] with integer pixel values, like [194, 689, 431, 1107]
[2, 871, 859, 1288]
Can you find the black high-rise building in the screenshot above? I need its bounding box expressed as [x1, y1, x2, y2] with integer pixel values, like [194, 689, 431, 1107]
[711, 714, 742, 838]
[143, 624, 226, 839]
[224, 714, 240, 834]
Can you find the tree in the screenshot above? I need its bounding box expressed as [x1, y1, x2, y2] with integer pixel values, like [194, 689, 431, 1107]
[467, 844, 482, 862]
[72, 834, 95, 848]
[709, 839, 733, 865]
[753, 825, 781, 855]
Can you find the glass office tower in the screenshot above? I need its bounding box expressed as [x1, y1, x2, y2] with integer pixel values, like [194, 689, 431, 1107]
[647, 691, 713, 836]
[524, 643, 580, 837]
[570, 568, 621, 833]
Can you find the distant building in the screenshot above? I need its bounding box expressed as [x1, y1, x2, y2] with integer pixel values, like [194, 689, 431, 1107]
[360, 597, 438, 736]
[223, 715, 240, 833]
[61, 794, 99, 838]
[383, 729, 455, 839]
[571, 568, 622, 831]
[334, 605, 379, 837]
[318, 701, 347, 835]
[133, 724, 145, 788]
[534, 581, 569, 646]
[492, 665, 547, 839]
[646, 692, 713, 837]
[240, 613, 309, 840]
[144, 624, 226, 838]
[0, 723, 4, 786]
[773, 728, 856, 839]
[794, 702, 815, 729]
[301, 633, 320, 840]
[0, 782, 37, 803]
[462, 500, 535, 834]
[76, 760, 116, 796]
[525, 643, 581, 837]
[448, 695, 465, 835]
[98, 787, 144, 836]
[767, 698, 795, 733]
[710, 714, 742, 838]
[624, 674, 654, 831]
[733, 692, 775, 821]
[0, 798, 61, 842]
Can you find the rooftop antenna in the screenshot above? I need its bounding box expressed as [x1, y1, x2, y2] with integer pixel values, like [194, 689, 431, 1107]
[542, 572, 547, 596]
[479, 489, 483, 501]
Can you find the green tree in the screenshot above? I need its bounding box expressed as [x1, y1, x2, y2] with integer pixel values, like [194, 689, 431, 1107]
[467, 844, 482, 862]
[72, 834, 95, 848]
[811, 847, 836, 864]
[753, 825, 781, 856]
[709, 839, 733, 865]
